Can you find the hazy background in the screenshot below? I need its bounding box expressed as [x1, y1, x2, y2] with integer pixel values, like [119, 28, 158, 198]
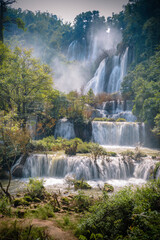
[13, 0, 129, 23]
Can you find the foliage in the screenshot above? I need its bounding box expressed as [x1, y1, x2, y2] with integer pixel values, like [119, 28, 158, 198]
[108, 0, 160, 62]
[76, 142, 93, 153]
[26, 178, 45, 199]
[76, 180, 160, 240]
[74, 179, 92, 191]
[5, 7, 73, 56]
[64, 138, 83, 155]
[0, 221, 52, 240]
[27, 203, 55, 220]
[93, 118, 115, 122]
[90, 143, 107, 161]
[0, 44, 53, 128]
[74, 191, 92, 212]
[0, 0, 24, 43]
[116, 118, 126, 122]
[153, 162, 160, 179]
[0, 196, 11, 216]
[103, 183, 114, 192]
[0, 111, 30, 201]
[121, 49, 160, 134]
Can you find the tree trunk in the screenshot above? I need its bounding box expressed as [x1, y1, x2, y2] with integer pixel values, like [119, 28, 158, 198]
[0, 2, 4, 43]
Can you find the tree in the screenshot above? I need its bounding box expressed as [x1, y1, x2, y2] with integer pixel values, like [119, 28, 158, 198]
[0, 111, 30, 201]
[0, 44, 53, 129]
[121, 48, 160, 134]
[0, 0, 24, 42]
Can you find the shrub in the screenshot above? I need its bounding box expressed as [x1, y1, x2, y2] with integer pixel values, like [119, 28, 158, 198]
[26, 178, 45, 199]
[90, 143, 107, 161]
[121, 150, 134, 158]
[14, 198, 29, 207]
[103, 183, 114, 192]
[116, 118, 126, 122]
[74, 191, 92, 212]
[0, 197, 11, 216]
[74, 179, 92, 191]
[76, 180, 160, 240]
[64, 138, 83, 156]
[93, 118, 115, 122]
[33, 204, 55, 220]
[76, 142, 92, 153]
[0, 221, 51, 240]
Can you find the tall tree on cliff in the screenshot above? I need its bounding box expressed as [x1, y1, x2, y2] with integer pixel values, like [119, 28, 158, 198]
[0, 0, 24, 42]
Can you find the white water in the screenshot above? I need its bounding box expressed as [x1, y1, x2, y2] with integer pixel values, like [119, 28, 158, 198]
[107, 56, 120, 93]
[92, 121, 144, 146]
[54, 118, 75, 139]
[107, 48, 128, 93]
[21, 154, 160, 189]
[84, 59, 106, 95]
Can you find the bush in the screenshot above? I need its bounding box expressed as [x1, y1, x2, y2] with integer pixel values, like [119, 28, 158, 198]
[0, 197, 11, 216]
[64, 138, 83, 156]
[93, 118, 115, 122]
[74, 179, 92, 191]
[103, 183, 114, 192]
[76, 180, 160, 240]
[74, 191, 92, 212]
[14, 198, 29, 207]
[26, 178, 45, 199]
[90, 143, 107, 161]
[0, 221, 51, 240]
[76, 142, 92, 153]
[116, 118, 127, 122]
[31, 204, 55, 220]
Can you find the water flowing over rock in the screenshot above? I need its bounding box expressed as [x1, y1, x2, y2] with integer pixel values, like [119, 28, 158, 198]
[67, 40, 87, 61]
[22, 154, 159, 181]
[92, 121, 145, 146]
[84, 58, 106, 95]
[54, 119, 75, 140]
[84, 47, 129, 95]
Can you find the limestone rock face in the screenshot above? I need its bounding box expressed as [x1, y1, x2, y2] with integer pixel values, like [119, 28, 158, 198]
[12, 165, 24, 178]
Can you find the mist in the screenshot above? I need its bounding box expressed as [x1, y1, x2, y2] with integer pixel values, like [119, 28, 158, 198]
[9, 26, 122, 94]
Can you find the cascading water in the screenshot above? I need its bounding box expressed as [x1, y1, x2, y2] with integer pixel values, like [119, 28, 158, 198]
[22, 154, 159, 182]
[54, 118, 75, 139]
[92, 121, 144, 146]
[84, 58, 106, 95]
[107, 48, 128, 93]
[107, 56, 120, 93]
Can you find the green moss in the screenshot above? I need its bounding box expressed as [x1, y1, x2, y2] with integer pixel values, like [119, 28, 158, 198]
[14, 198, 29, 207]
[103, 183, 114, 192]
[23, 195, 33, 202]
[74, 180, 92, 191]
[93, 118, 115, 122]
[116, 118, 127, 122]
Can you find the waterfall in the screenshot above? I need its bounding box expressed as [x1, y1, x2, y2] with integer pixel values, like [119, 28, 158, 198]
[22, 154, 159, 181]
[107, 48, 128, 93]
[22, 154, 134, 180]
[92, 121, 144, 146]
[54, 118, 75, 139]
[84, 59, 106, 95]
[107, 56, 120, 93]
[67, 40, 87, 61]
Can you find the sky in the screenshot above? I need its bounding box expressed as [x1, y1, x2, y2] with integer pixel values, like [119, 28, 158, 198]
[13, 0, 129, 24]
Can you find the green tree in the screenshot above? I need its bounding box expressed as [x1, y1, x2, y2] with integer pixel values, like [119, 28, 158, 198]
[0, 0, 24, 42]
[121, 48, 160, 134]
[0, 44, 53, 128]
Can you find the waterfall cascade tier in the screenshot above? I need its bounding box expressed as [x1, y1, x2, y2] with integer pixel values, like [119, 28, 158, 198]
[92, 121, 145, 146]
[84, 59, 106, 95]
[94, 100, 136, 122]
[84, 47, 129, 95]
[22, 154, 160, 181]
[54, 118, 75, 140]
